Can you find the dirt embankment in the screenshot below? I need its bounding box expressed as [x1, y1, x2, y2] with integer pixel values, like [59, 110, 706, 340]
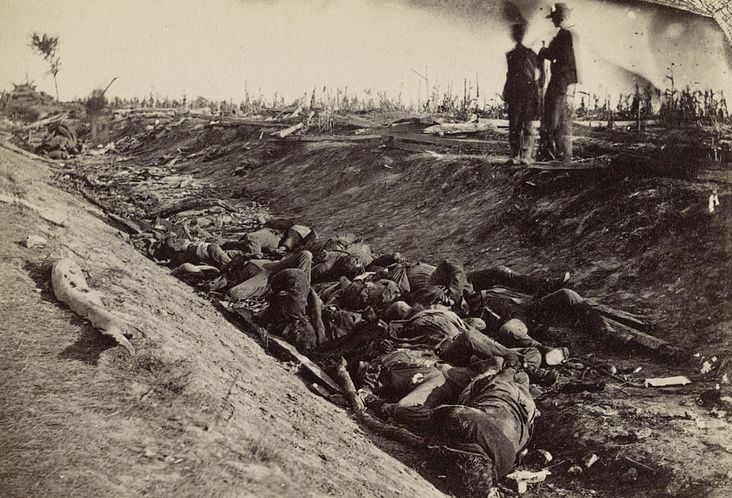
[0, 147, 444, 497]
[181, 129, 730, 357]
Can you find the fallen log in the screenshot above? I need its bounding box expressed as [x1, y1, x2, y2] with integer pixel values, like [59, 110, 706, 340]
[205, 119, 290, 129]
[72, 186, 147, 235]
[51, 258, 136, 354]
[271, 122, 304, 139]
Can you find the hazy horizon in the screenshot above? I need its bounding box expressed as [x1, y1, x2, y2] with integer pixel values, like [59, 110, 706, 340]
[2, 0, 730, 106]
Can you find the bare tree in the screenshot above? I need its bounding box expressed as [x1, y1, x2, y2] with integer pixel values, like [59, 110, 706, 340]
[29, 32, 61, 100]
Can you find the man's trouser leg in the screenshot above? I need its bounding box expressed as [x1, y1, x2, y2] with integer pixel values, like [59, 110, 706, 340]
[528, 289, 605, 334]
[221, 234, 263, 257]
[397, 368, 449, 407]
[438, 328, 537, 369]
[265, 250, 313, 285]
[398, 365, 474, 408]
[558, 94, 573, 161]
[491, 318, 547, 354]
[520, 103, 536, 162]
[428, 260, 472, 301]
[383, 404, 435, 431]
[206, 243, 232, 269]
[513, 347, 541, 369]
[544, 84, 564, 160]
[468, 266, 549, 294]
[507, 102, 521, 159]
[227, 270, 270, 301]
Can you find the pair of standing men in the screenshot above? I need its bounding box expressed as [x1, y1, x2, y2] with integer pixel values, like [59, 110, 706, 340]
[503, 3, 578, 164]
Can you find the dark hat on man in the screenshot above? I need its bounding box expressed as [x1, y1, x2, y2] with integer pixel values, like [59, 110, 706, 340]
[546, 2, 571, 19]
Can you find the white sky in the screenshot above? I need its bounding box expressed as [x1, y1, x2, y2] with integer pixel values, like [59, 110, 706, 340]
[1, 0, 730, 104]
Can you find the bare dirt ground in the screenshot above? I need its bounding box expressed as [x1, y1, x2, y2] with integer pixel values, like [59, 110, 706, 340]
[0, 147, 443, 497]
[2, 110, 731, 497]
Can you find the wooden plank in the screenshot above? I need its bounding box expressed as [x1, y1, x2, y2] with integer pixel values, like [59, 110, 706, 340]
[215, 300, 343, 394]
[271, 133, 504, 154]
[603, 317, 668, 351]
[394, 133, 503, 149]
[527, 158, 612, 170]
[21, 112, 68, 130]
[586, 299, 654, 332]
[206, 120, 290, 129]
[423, 121, 495, 135]
[271, 122, 304, 139]
[107, 212, 144, 235]
[334, 357, 365, 414]
[334, 113, 381, 129]
[333, 356, 425, 448]
[0, 193, 66, 226]
[268, 335, 343, 393]
[272, 134, 382, 143]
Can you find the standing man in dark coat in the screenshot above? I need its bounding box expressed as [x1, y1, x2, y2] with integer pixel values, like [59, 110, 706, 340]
[503, 22, 539, 165]
[539, 2, 578, 162]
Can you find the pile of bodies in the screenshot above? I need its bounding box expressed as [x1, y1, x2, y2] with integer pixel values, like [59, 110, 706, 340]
[154, 224, 614, 496]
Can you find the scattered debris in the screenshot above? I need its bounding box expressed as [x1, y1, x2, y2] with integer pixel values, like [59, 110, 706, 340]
[525, 449, 553, 466]
[506, 469, 551, 494]
[588, 405, 618, 417]
[634, 428, 652, 440]
[581, 453, 599, 469]
[644, 376, 691, 388]
[567, 464, 584, 476]
[697, 386, 722, 407]
[621, 467, 638, 482]
[558, 380, 606, 394]
[708, 190, 720, 213]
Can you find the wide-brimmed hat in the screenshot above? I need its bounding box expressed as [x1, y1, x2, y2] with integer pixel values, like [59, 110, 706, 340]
[547, 2, 571, 19]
